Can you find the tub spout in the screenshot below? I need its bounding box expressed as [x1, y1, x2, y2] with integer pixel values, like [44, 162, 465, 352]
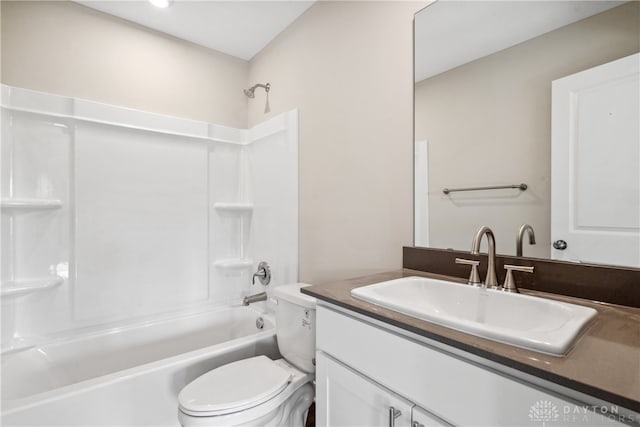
[243, 292, 267, 306]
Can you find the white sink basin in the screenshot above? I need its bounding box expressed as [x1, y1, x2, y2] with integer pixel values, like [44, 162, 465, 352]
[350, 276, 597, 356]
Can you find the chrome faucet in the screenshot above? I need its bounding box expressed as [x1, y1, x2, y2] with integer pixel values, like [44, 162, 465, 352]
[243, 292, 267, 306]
[470, 226, 499, 289]
[516, 224, 536, 257]
[245, 261, 271, 305]
[252, 261, 271, 286]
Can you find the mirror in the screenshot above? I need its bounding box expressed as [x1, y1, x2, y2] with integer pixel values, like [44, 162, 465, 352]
[414, 1, 640, 267]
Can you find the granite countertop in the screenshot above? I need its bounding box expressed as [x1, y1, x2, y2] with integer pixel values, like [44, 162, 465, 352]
[302, 269, 640, 413]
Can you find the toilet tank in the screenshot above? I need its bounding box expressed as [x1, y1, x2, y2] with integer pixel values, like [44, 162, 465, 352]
[273, 283, 316, 373]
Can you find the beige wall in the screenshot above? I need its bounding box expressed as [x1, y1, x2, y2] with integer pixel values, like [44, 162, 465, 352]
[249, 1, 427, 284]
[1, 1, 248, 127]
[415, 2, 640, 257]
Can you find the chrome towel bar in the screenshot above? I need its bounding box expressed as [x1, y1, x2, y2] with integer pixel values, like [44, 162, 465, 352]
[443, 183, 527, 195]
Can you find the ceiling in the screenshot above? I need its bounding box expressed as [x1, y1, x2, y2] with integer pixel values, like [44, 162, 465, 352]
[74, 1, 627, 78]
[415, 1, 627, 82]
[75, 0, 315, 61]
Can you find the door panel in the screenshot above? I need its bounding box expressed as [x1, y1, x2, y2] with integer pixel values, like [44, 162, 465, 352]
[551, 53, 639, 267]
[316, 351, 414, 427]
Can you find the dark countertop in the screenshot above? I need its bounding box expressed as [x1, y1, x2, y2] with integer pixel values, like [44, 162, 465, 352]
[302, 269, 640, 413]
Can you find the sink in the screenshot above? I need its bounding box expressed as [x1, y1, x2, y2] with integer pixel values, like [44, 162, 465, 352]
[350, 276, 597, 356]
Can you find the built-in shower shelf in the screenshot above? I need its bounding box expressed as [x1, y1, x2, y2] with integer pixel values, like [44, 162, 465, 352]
[1, 277, 64, 298]
[1, 198, 63, 211]
[213, 202, 254, 212]
[213, 259, 254, 269]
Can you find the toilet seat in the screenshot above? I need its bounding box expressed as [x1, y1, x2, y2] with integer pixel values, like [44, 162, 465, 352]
[179, 356, 292, 416]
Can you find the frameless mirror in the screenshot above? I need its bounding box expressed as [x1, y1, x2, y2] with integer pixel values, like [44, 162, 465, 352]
[414, 1, 640, 268]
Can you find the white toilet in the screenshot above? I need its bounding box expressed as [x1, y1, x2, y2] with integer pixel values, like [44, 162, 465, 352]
[178, 284, 316, 427]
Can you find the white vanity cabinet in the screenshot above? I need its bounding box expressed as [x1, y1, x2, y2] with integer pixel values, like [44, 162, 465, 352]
[315, 303, 632, 427]
[316, 351, 450, 427]
[316, 352, 416, 426]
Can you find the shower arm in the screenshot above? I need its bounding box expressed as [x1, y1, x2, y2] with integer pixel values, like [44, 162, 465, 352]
[244, 83, 270, 98]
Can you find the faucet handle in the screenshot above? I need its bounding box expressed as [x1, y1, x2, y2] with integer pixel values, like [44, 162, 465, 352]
[502, 264, 534, 293]
[252, 261, 271, 286]
[455, 258, 481, 286]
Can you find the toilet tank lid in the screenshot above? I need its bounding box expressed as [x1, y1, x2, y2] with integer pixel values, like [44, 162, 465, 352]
[273, 283, 316, 309]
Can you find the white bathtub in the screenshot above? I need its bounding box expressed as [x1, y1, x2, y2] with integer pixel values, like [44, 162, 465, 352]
[1, 305, 278, 426]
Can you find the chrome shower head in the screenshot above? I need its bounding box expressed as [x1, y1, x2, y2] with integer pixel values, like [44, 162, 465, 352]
[244, 83, 271, 113]
[243, 87, 256, 98]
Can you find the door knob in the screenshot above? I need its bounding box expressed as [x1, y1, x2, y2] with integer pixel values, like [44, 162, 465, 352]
[553, 240, 568, 250]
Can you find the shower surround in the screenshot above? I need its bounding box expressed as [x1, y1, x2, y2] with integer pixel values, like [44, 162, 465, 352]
[0, 83, 298, 353]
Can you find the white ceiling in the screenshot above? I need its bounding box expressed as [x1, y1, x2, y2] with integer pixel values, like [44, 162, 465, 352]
[75, 0, 315, 61]
[74, 1, 628, 78]
[415, 1, 628, 82]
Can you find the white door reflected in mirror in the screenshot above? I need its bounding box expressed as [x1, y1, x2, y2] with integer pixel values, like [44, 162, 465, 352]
[551, 53, 640, 268]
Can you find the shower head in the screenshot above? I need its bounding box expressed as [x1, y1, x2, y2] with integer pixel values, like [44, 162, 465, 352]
[244, 83, 271, 113]
[244, 83, 270, 98]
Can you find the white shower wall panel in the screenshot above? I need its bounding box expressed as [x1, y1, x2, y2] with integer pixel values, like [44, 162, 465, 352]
[3, 110, 70, 280]
[209, 144, 246, 203]
[1, 84, 298, 350]
[207, 111, 298, 303]
[208, 143, 251, 305]
[1, 106, 72, 346]
[6, 111, 70, 199]
[246, 112, 298, 288]
[13, 210, 68, 280]
[74, 123, 210, 322]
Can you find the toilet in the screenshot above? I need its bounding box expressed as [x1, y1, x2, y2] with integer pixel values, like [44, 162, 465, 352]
[178, 283, 316, 427]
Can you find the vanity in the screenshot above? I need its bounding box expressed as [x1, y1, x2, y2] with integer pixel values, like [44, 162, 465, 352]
[337, 2, 640, 423]
[303, 248, 640, 427]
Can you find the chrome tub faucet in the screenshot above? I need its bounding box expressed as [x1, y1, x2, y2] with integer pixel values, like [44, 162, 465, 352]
[243, 292, 268, 306]
[244, 261, 271, 305]
[252, 261, 271, 285]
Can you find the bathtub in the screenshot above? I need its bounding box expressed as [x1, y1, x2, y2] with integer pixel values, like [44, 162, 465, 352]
[1, 305, 278, 426]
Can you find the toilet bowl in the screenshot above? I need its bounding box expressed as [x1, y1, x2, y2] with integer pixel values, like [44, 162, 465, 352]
[178, 284, 316, 427]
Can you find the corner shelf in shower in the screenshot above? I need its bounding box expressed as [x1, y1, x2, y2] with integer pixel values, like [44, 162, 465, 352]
[1, 198, 63, 211]
[213, 202, 254, 213]
[213, 259, 254, 269]
[1, 277, 64, 298]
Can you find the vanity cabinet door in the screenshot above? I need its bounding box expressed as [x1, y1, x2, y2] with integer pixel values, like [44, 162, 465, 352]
[316, 351, 414, 427]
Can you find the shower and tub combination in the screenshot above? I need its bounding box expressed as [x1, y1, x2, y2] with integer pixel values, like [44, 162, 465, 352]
[0, 84, 299, 426]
